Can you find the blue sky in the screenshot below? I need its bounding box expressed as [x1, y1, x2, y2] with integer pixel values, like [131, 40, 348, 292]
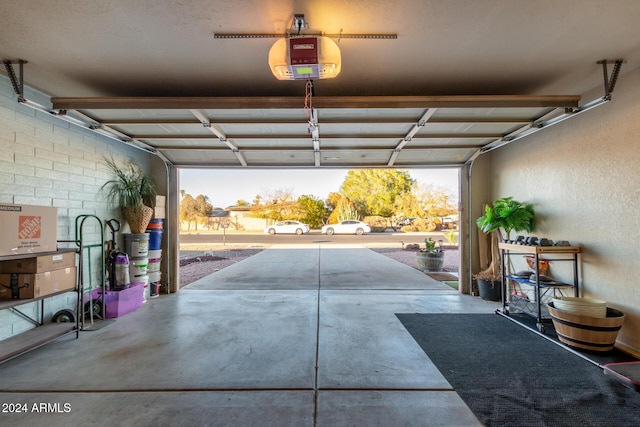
[180, 168, 459, 208]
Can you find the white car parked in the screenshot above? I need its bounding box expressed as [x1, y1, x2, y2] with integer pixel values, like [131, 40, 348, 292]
[264, 220, 310, 235]
[321, 220, 371, 235]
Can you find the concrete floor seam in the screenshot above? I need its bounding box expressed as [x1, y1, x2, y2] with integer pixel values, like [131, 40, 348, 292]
[2, 388, 317, 394]
[316, 387, 457, 392]
[313, 244, 322, 427]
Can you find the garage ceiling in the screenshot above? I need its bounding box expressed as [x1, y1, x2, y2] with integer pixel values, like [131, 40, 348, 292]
[2, 1, 639, 168]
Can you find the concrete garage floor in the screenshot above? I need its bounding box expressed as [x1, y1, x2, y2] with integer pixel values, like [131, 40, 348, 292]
[0, 244, 499, 426]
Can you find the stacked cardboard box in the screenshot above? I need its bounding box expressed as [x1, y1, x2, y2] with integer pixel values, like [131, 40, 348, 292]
[0, 204, 76, 300]
[0, 250, 76, 299]
[154, 195, 166, 219]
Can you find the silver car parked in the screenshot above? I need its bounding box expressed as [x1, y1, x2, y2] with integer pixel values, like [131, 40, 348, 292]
[264, 220, 310, 235]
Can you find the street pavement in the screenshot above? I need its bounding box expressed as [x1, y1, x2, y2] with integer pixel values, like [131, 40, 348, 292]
[180, 229, 457, 248]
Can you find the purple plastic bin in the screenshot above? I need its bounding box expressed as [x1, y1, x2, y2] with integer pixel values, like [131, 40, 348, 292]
[89, 283, 144, 318]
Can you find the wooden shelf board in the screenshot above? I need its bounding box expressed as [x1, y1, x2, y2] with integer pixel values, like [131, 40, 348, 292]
[498, 243, 581, 253]
[0, 323, 76, 363]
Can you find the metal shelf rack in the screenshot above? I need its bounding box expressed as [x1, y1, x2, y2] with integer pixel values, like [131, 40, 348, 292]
[498, 243, 581, 333]
[0, 241, 81, 363]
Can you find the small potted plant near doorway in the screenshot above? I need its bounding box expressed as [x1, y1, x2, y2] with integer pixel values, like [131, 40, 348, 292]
[472, 270, 503, 301]
[102, 157, 157, 233]
[416, 237, 445, 272]
[474, 196, 535, 301]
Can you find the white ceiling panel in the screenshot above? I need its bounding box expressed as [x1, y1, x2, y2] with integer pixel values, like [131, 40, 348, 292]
[1, 1, 633, 169]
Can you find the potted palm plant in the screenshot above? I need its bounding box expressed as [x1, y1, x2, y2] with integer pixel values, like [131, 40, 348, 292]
[102, 157, 156, 233]
[474, 196, 535, 300]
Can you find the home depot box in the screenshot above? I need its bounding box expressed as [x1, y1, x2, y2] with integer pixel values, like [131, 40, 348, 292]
[0, 250, 76, 274]
[0, 267, 76, 300]
[0, 204, 58, 256]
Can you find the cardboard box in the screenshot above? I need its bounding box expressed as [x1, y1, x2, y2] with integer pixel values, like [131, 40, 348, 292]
[0, 250, 76, 274]
[0, 267, 76, 300]
[153, 206, 166, 219]
[0, 204, 58, 257]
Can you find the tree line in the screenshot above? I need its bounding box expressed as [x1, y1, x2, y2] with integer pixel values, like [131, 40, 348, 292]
[180, 169, 457, 231]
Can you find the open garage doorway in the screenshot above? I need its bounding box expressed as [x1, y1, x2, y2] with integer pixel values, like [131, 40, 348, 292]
[177, 168, 461, 289]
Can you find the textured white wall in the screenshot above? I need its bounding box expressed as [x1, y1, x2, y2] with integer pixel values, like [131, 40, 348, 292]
[481, 66, 640, 356]
[0, 75, 159, 339]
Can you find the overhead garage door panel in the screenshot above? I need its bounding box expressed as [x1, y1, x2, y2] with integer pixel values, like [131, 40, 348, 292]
[162, 149, 241, 166]
[394, 148, 480, 165]
[243, 150, 316, 166]
[49, 95, 581, 168]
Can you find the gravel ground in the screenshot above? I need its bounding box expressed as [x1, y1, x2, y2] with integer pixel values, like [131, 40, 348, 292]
[179, 245, 459, 287]
[179, 246, 267, 286]
[368, 247, 459, 272]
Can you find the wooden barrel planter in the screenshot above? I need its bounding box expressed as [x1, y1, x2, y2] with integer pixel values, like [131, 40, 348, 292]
[548, 302, 625, 352]
[416, 251, 444, 272]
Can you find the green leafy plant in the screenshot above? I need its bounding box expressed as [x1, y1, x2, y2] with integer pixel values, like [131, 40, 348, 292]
[422, 237, 441, 253]
[444, 229, 457, 245]
[102, 157, 156, 233]
[476, 196, 535, 241]
[475, 197, 535, 280]
[102, 158, 155, 210]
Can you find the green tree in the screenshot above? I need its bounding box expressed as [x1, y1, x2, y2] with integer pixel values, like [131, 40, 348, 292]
[395, 182, 457, 220]
[250, 187, 305, 222]
[325, 192, 340, 223]
[250, 200, 303, 222]
[194, 194, 214, 229]
[180, 193, 197, 231]
[297, 194, 327, 228]
[340, 169, 414, 217]
[180, 193, 214, 231]
[393, 184, 424, 219]
[328, 196, 359, 223]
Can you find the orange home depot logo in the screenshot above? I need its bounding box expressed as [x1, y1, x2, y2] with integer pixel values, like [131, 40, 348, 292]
[18, 216, 42, 239]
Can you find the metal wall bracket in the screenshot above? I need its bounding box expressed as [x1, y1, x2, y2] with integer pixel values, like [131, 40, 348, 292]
[473, 60, 626, 158]
[598, 59, 625, 100]
[2, 59, 28, 100]
[2, 59, 161, 157]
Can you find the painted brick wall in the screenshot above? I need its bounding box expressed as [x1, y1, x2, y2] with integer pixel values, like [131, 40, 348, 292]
[0, 75, 156, 340]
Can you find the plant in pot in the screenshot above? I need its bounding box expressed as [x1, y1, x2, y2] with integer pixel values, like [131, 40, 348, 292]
[474, 196, 535, 301]
[102, 157, 157, 234]
[416, 237, 445, 272]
